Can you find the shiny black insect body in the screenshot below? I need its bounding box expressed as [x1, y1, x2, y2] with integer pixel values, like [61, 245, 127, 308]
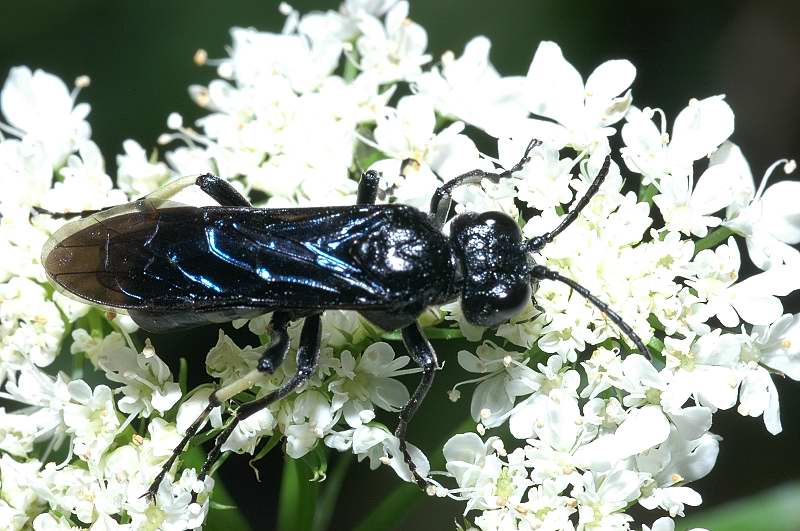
[41, 140, 650, 496]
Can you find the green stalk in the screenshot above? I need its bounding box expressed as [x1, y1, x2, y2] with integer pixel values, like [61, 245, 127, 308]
[178, 357, 189, 395]
[343, 46, 359, 83]
[637, 182, 658, 205]
[694, 226, 734, 255]
[87, 309, 104, 336]
[277, 456, 319, 531]
[248, 433, 283, 480]
[72, 351, 84, 380]
[313, 454, 353, 531]
[381, 326, 463, 341]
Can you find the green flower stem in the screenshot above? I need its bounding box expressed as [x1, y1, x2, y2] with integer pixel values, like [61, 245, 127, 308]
[277, 455, 320, 531]
[637, 183, 658, 205]
[694, 226, 734, 255]
[343, 47, 359, 82]
[249, 432, 283, 480]
[87, 309, 104, 336]
[381, 326, 464, 341]
[313, 454, 353, 531]
[353, 417, 476, 531]
[72, 350, 84, 380]
[178, 357, 189, 395]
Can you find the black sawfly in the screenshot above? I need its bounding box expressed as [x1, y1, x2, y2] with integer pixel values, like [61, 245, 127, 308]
[40, 139, 650, 498]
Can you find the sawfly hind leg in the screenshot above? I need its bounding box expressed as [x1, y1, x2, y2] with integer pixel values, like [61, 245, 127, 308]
[194, 313, 322, 492]
[143, 311, 295, 502]
[395, 321, 440, 489]
[143, 396, 218, 502]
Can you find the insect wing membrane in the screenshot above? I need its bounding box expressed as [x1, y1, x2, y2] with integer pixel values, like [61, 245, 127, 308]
[41, 197, 190, 312]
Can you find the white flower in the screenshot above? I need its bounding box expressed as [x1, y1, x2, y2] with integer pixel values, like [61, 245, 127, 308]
[0, 204, 51, 284]
[535, 304, 594, 363]
[621, 97, 735, 186]
[514, 479, 576, 531]
[139, 417, 186, 467]
[495, 302, 543, 350]
[572, 468, 645, 530]
[0, 277, 64, 373]
[0, 406, 60, 457]
[687, 237, 800, 327]
[355, 1, 430, 83]
[1, 502, 32, 531]
[0, 66, 91, 166]
[321, 310, 374, 349]
[455, 341, 528, 427]
[744, 313, 800, 380]
[225, 26, 341, 93]
[661, 331, 742, 412]
[413, 36, 526, 136]
[0, 455, 44, 527]
[443, 433, 529, 512]
[283, 390, 338, 458]
[442, 300, 486, 342]
[62, 381, 120, 465]
[205, 330, 262, 386]
[0, 136, 51, 208]
[116, 139, 170, 197]
[328, 424, 429, 483]
[32, 514, 81, 531]
[40, 140, 126, 214]
[329, 342, 411, 428]
[99, 337, 182, 417]
[636, 427, 718, 517]
[504, 138, 575, 211]
[737, 364, 782, 434]
[580, 347, 623, 399]
[175, 386, 223, 436]
[734, 314, 800, 433]
[222, 407, 276, 455]
[516, 393, 598, 483]
[653, 161, 737, 238]
[31, 462, 104, 523]
[719, 141, 800, 270]
[127, 468, 211, 531]
[524, 41, 635, 151]
[372, 94, 483, 181]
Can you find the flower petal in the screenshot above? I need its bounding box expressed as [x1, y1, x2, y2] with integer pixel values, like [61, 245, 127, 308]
[585, 60, 636, 103]
[670, 95, 734, 163]
[525, 41, 584, 125]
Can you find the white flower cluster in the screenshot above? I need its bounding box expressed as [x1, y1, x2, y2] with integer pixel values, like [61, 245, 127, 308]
[0, 1, 798, 530]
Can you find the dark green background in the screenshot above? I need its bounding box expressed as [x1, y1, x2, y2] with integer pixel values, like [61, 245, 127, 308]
[2, 1, 799, 530]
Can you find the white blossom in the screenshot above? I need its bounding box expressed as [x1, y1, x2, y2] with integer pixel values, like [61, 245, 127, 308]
[0, 66, 91, 166]
[524, 41, 635, 151]
[2, 4, 799, 530]
[719, 141, 800, 270]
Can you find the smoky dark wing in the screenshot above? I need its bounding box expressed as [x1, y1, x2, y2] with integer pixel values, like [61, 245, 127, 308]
[42, 198, 180, 310]
[42, 201, 396, 318]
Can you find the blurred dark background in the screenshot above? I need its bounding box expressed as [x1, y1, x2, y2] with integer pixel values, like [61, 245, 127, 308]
[2, 1, 798, 530]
